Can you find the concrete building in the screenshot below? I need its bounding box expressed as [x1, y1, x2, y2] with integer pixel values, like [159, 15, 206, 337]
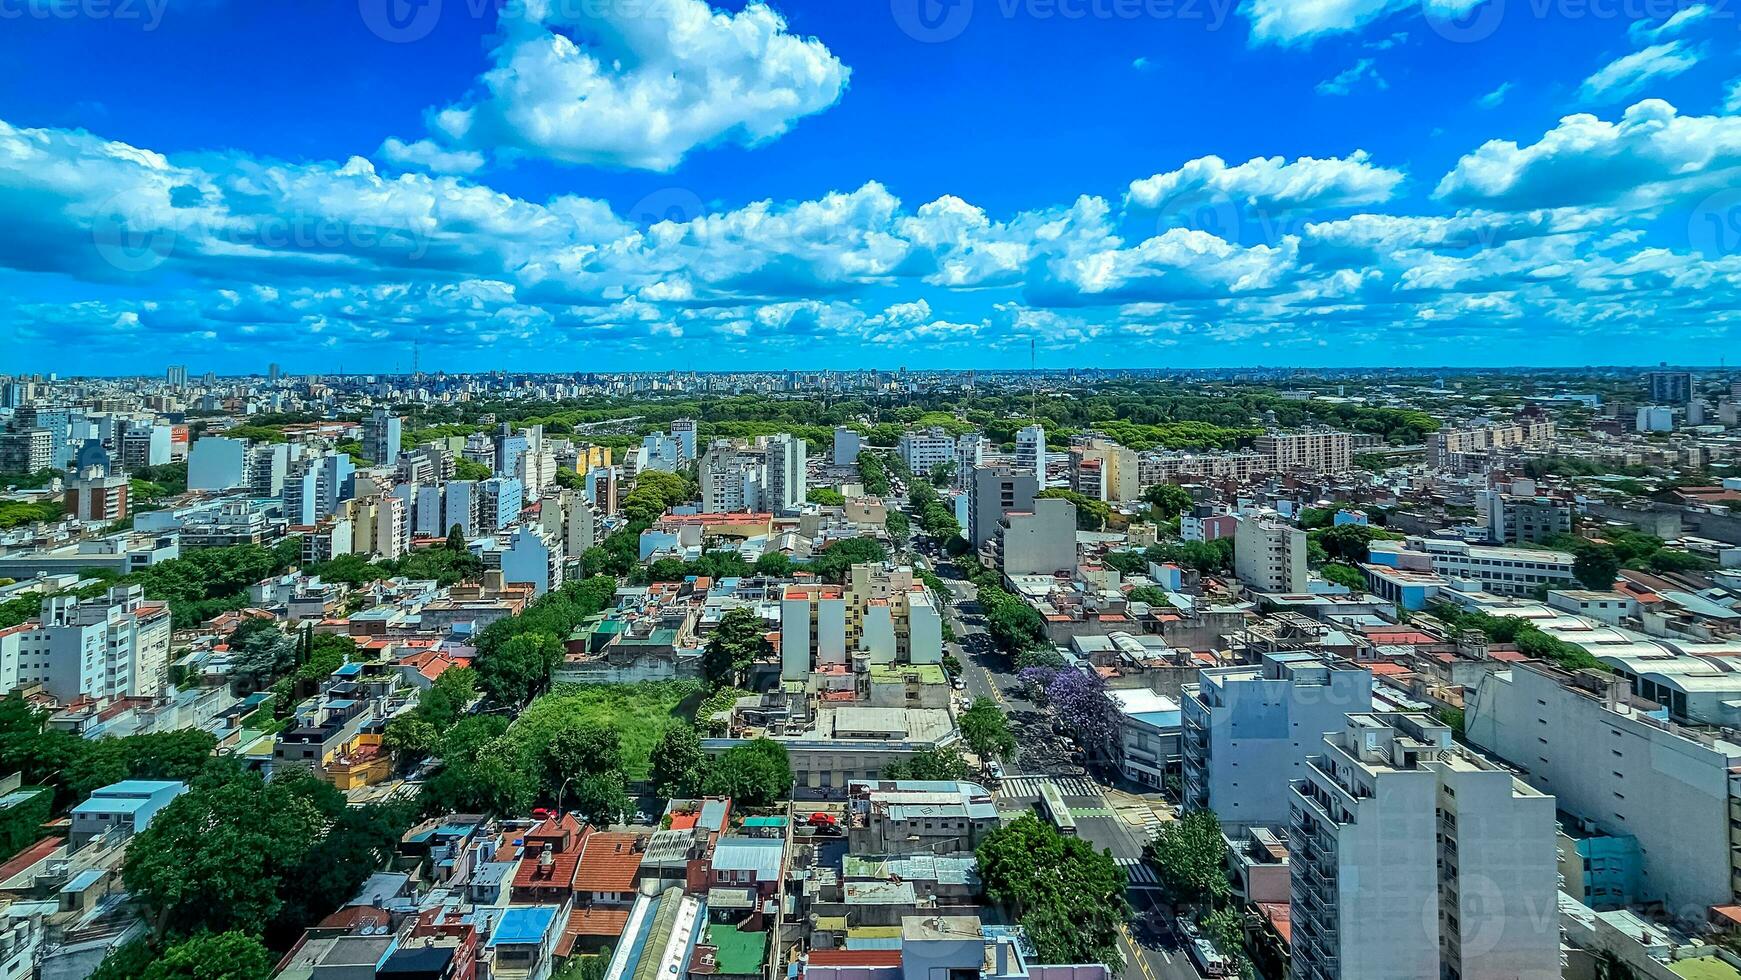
[670, 418, 697, 462]
[832, 426, 861, 467]
[780, 564, 943, 681]
[1069, 438, 1138, 502]
[763, 434, 807, 514]
[3, 585, 172, 702]
[0, 429, 52, 474]
[993, 497, 1076, 576]
[1256, 430, 1353, 475]
[1108, 688, 1181, 790]
[1181, 651, 1373, 829]
[363, 408, 403, 467]
[186, 436, 248, 490]
[1234, 516, 1307, 593]
[897, 426, 956, 478]
[953, 433, 985, 491]
[1478, 486, 1572, 545]
[1467, 661, 1741, 915]
[496, 525, 563, 597]
[846, 779, 999, 855]
[69, 780, 187, 848]
[64, 473, 128, 524]
[283, 450, 355, 527]
[700, 441, 766, 514]
[482, 477, 524, 531]
[1014, 424, 1046, 478]
[1645, 369, 1693, 405]
[967, 465, 1038, 549]
[1368, 537, 1577, 596]
[1289, 713, 1559, 980]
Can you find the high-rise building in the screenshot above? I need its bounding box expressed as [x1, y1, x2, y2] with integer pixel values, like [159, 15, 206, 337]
[187, 436, 249, 490]
[1068, 438, 1137, 502]
[1233, 515, 1308, 592]
[1645, 369, 1692, 404]
[764, 434, 807, 513]
[0, 429, 52, 473]
[832, 426, 861, 467]
[967, 464, 1037, 548]
[64, 472, 129, 524]
[1290, 713, 1559, 980]
[363, 409, 403, 467]
[953, 433, 984, 491]
[700, 441, 767, 514]
[0, 585, 172, 702]
[897, 426, 956, 477]
[481, 477, 524, 531]
[166, 365, 187, 389]
[779, 563, 942, 681]
[1015, 424, 1046, 479]
[670, 418, 698, 463]
[1255, 430, 1353, 474]
[1180, 652, 1373, 829]
[992, 496, 1076, 575]
[283, 450, 355, 527]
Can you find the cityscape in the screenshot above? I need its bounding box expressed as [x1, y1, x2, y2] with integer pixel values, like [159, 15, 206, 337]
[5, 0, 1741, 975]
[0, 367, 1736, 980]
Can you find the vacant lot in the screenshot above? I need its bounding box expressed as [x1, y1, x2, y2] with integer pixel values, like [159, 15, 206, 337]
[508, 681, 705, 781]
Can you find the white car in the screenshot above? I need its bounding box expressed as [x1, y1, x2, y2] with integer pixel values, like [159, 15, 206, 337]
[952, 676, 966, 690]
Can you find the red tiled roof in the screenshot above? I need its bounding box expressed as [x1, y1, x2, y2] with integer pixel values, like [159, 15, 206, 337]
[573, 833, 643, 894]
[317, 905, 392, 931]
[0, 836, 61, 884]
[1367, 662, 1411, 676]
[809, 951, 902, 967]
[566, 906, 632, 938]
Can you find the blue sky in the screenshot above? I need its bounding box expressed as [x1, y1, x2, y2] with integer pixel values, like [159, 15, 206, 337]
[1, 0, 1738, 374]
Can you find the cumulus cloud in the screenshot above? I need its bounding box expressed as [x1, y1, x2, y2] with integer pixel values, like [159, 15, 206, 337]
[1579, 41, 1702, 103]
[1477, 82, 1512, 109]
[399, 0, 849, 171]
[1126, 152, 1404, 215]
[1434, 98, 1741, 210]
[376, 138, 486, 176]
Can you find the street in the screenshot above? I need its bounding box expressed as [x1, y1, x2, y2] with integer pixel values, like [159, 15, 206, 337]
[914, 536, 1204, 980]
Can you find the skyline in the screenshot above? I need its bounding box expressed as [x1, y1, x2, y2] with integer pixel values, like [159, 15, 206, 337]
[2, 0, 1740, 372]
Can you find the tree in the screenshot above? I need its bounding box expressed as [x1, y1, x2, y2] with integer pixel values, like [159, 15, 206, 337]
[382, 716, 439, 763]
[976, 813, 1130, 969]
[650, 725, 707, 800]
[454, 458, 494, 482]
[1126, 585, 1170, 607]
[226, 620, 296, 691]
[807, 487, 846, 506]
[136, 931, 275, 980]
[1573, 543, 1622, 589]
[570, 773, 631, 826]
[1037, 488, 1109, 531]
[702, 739, 791, 806]
[446, 524, 468, 551]
[884, 747, 974, 780]
[753, 552, 794, 577]
[959, 698, 1016, 762]
[1141, 482, 1192, 518]
[539, 722, 624, 796]
[413, 666, 478, 728]
[1145, 810, 1231, 907]
[1310, 523, 1391, 564]
[477, 631, 563, 706]
[1046, 669, 1117, 761]
[810, 536, 889, 582]
[704, 607, 770, 688]
[1320, 562, 1367, 591]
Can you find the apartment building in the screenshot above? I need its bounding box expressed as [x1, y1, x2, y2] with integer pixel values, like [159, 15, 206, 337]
[1477, 487, 1572, 545]
[967, 465, 1038, 548]
[992, 497, 1076, 576]
[1368, 537, 1577, 596]
[64, 473, 128, 523]
[0, 585, 171, 702]
[780, 563, 943, 681]
[1426, 418, 1557, 469]
[1234, 516, 1308, 593]
[1069, 438, 1138, 502]
[897, 426, 957, 477]
[1255, 430, 1353, 474]
[832, 426, 860, 467]
[1014, 424, 1046, 477]
[1289, 713, 1559, 980]
[763, 434, 808, 514]
[1180, 651, 1373, 829]
[1467, 661, 1741, 915]
[700, 441, 767, 514]
[362, 408, 403, 467]
[283, 450, 355, 526]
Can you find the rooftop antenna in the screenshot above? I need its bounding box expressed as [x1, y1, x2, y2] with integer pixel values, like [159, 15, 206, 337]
[1030, 338, 1038, 423]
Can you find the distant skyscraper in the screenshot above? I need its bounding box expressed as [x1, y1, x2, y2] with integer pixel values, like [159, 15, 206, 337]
[166, 365, 187, 389]
[1644, 369, 1692, 405]
[267, 363, 280, 384]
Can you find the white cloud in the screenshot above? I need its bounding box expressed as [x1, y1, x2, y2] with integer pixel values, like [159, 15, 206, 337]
[1316, 58, 1386, 95]
[1126, 152, 1404, 214]
[1477, 82, 1512, 109]
[1726, 78, 1741, 113]
[1241, 0, 1480, 46]
[1579, 41, 1701, 103]
[1628, 4, 1710, 43]
[376, 137, 485, 176]
[1435, 98, 1741, 210]
[402, 0, 848, 171]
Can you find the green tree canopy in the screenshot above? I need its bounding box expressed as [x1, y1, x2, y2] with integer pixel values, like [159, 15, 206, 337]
[1144, 810, 1231, 908]
[702, 739, 791, 806]
[976, 813, 1130, 969]
[650, 725, 707, 800]
[959, 699, 1016, 762]
[704, 607, 771, 688]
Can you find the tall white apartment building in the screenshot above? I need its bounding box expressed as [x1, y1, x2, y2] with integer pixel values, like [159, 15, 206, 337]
[832, 426, 861, 467]
[362, 408, 402, 468]
[669, 418, 698, 463]
[1015, 424, 1046, 478]
[1467, 661, 1741, 914]
[1255, 430, 1353, 474]
[1180, 651, 1373, 830]
[953, 433, 985, 491]
[0, 586, 172, 702]
[443, 480, 483, 538]
[897, 426, 957, 477]
[763, 434, 808, 514]
[1234, 516, 1308, 592]
[1290, 713, 1559, 980]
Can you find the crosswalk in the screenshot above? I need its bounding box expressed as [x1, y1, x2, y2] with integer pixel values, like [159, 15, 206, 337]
[1116, 857, 1161, 888]
[998, 774, 1100, 800]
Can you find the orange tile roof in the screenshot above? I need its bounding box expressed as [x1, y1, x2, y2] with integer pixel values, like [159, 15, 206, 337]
[567, 906, 632, 938]
[573, 833, 643, 893]
[0, 836, 61, 884]
[809, 951, 901, 967]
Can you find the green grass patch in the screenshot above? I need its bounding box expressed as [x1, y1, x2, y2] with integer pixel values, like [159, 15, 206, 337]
[508, 681, 704, 781]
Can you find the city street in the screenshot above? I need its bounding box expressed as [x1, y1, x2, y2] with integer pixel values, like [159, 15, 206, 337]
[918, 537, 1203, 980]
